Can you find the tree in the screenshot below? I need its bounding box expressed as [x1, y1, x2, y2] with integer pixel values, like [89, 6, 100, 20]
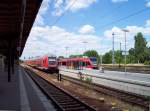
[144, 47, 150, 62]
[69, 54, 83, 58]
[83, 50, 100, 64]
[134, 32, 147, 63]
[128, 48, 136, 63]
[83, 50, 99, 57]
[102, 50, 124, 64]
[114, 50, 123, 64]
[94, 32, 150, 65]
[102, 51, 112, 64]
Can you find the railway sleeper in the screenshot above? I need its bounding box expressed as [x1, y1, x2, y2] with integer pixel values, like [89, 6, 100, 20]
[50, 92, 66, 95]
[61, 104, 83, 108]
[63, 106, 87, 111]
[48, 91, 64, 93]
[58, 101, 78, 105]
[55, 100, 77, 104]
[54, 98, 75, 102]
[48, 91, 63, 94]
[57, 101, 79, 105]
[51, 93, 67, 96]
[52, 96, 72, 100]
[47, 89, 61, 93]
[53, 97, 73, 101]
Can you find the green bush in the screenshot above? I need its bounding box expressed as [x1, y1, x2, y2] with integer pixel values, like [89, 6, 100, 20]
[85, 76, 92, 83]
[144, 61, 150, 65]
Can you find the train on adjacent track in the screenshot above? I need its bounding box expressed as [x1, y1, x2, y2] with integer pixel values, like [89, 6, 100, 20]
[25, 54, 59, 73]
[25, 55, 98, 73]
[58, 57, 98, 69]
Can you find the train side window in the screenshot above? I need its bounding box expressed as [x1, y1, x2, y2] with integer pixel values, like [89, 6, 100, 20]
[82, 62, 86, 66]
[86, 62, 90, 66]
[62, 62, 66, 66]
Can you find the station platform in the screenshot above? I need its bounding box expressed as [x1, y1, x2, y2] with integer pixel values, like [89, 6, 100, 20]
[0, 63, 56, 111]
[59, 67, 150, 97]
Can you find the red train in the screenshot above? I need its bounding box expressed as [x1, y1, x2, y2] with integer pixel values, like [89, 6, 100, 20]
[25, 55, 59, 73]
[58, 57, 98, 69]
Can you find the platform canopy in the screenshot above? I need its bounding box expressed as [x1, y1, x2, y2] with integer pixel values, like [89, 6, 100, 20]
[0, 0, 43, 58]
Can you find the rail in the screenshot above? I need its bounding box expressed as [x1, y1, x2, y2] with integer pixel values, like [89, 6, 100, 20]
[24, 68, 96, 111]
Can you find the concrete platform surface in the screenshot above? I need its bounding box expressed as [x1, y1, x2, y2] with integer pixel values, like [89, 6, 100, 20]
[0, 62, 56, 111]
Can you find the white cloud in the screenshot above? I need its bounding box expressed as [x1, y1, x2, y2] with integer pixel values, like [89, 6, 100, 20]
[55, 0, 63, 8]
[146, 0, 150, 7]
[22, 25, 101, 58]
[52, 0, 96, 16]
[146, 20, 150, 27]
[112, 0, 128, 3]
[79, 25, 95, 34]
[65, 0, 96, 12]
[35, 0, 51, 25]
[52, 0, 64, 16]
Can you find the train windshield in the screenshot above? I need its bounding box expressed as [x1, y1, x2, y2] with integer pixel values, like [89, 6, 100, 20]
[48, 57, 56, 65]
[89, 57, 97, 65]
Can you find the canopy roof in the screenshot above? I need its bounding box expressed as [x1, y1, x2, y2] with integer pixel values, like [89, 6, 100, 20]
[0, 0, 42, 58]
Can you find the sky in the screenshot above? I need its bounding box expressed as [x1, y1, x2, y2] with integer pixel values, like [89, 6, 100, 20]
[21, 0, 150, 59]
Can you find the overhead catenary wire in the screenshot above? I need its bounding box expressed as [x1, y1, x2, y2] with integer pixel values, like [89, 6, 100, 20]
[50, 1, 150, 29]
[51, 0, 77, 26]
[47, 1, 150, 56]
[99, 3, 125, 19]
[99, 7, 150, 29]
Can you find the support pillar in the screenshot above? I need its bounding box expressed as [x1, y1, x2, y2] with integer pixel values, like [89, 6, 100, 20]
[57, 73, 62, 81]
[8, 41, 12, 82]
[11, 50, 15, 74]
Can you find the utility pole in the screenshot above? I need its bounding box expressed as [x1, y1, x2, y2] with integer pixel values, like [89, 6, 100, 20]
[100, 54, 103, 66]
[119, 43, 121, 68]
[100, 42, 102, 66]
[112, 32, 115, 67]
[122, 29, 129, 74]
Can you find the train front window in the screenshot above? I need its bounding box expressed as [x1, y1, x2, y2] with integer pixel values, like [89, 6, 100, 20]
[48, 57, 56, 60]
[89, 57, 97, 65]
[48, 57, 56, 65]
[49, 61, 56, 65]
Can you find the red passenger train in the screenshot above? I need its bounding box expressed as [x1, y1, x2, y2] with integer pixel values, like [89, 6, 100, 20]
[25, 55, 59, 73]
[58, 57, 98, 69]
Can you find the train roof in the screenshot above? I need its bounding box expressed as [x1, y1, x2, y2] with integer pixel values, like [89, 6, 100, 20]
[25, 54, 57, 61]
[59, 57, 91, 62]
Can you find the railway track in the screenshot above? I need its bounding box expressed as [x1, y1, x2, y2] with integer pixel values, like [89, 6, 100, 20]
[24, 65, 150, 110]
[62, 75, 150, 110]
[25, 68, 96, 111]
